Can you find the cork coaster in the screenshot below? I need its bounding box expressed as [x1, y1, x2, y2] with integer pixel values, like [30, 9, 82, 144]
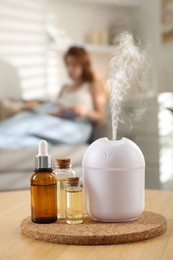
[21, 211, 167, 245]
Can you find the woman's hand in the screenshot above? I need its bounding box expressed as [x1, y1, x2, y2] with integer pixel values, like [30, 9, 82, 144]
[48, 105, 76, 118]
[25, 101, 39, 110]
[71, 104, 89, 117]
[49, 104, 89, 118]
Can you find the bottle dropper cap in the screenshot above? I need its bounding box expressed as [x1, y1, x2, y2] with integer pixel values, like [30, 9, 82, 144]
[35, 140, 52, 169]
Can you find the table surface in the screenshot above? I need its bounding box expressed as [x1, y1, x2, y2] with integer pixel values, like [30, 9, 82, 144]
[0, 190, 172, 260]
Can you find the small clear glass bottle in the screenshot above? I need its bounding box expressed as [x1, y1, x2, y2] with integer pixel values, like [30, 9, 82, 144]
[66, 177, 83, 224]
[54, 158, 75, 219]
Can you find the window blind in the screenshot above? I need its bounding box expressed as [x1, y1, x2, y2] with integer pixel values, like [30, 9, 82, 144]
[0, 0, 59, 100]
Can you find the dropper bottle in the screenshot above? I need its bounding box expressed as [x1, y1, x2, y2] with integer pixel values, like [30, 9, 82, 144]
[30, 140, 57, 223]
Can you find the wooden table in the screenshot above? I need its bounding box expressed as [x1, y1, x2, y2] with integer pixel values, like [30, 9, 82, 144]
[0, 190, 172, 260]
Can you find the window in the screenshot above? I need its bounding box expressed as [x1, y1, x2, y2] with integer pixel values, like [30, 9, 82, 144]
[0, 0, 59, 100]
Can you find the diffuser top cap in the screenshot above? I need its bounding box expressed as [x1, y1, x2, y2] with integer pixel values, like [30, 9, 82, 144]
[82, 137, 145, 169]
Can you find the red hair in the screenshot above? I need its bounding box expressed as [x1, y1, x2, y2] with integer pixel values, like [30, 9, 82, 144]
[64, 46, 95, 83]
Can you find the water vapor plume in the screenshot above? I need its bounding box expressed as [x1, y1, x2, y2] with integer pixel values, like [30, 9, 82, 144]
[108, 32, 149, 140]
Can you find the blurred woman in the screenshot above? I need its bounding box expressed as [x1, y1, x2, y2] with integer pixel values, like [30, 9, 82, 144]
[57, 46, 106, 122]
[0, 46, 107, 148]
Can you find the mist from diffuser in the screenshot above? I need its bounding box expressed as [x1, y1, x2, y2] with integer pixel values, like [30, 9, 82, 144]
[82, 32, 147, 222]
[108, 32, 148, 140]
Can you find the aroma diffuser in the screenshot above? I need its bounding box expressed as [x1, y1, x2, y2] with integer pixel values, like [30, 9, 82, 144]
[82, 137, 145, 222]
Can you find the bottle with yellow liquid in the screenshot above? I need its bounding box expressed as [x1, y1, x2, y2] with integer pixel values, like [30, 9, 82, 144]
[54, 158, 75, 219]
[66, 177, 83, 224]
[31, 140, 57, 223]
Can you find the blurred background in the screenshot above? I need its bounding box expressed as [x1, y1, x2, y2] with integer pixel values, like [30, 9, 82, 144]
[0, 0, 173, 192]
[0, 0, 172, 100]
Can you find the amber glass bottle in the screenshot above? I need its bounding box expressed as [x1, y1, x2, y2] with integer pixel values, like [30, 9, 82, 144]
[31, 140, 57, 223]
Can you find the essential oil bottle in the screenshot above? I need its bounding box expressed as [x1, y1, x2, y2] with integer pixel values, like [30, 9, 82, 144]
[31, 140, 57, 223]
[66, 177, 83, 224]
[54, 158, 75, 219]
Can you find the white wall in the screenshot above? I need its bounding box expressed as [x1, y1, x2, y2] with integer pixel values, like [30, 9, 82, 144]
[133, 0, 173, 94]
[159, 41, 173, 92]
[48, 0, 134, 43]
[132, 0, 161, 95]
[48, 0, 136, 85]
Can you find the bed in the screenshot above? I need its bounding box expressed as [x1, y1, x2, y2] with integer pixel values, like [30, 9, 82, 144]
[0, 145, 88, 191]
[0, 106, 112, 191]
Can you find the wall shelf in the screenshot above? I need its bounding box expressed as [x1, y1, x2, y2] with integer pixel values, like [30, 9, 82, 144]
[49, 43, 113, 54]
[85, 43, 113, 53]
[58, 0, 140, 8]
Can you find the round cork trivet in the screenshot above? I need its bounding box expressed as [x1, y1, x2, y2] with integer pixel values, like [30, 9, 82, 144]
[21, 211, 167, 245]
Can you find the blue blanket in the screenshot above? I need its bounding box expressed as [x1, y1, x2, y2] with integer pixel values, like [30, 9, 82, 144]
[0, 103, 92, 149]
